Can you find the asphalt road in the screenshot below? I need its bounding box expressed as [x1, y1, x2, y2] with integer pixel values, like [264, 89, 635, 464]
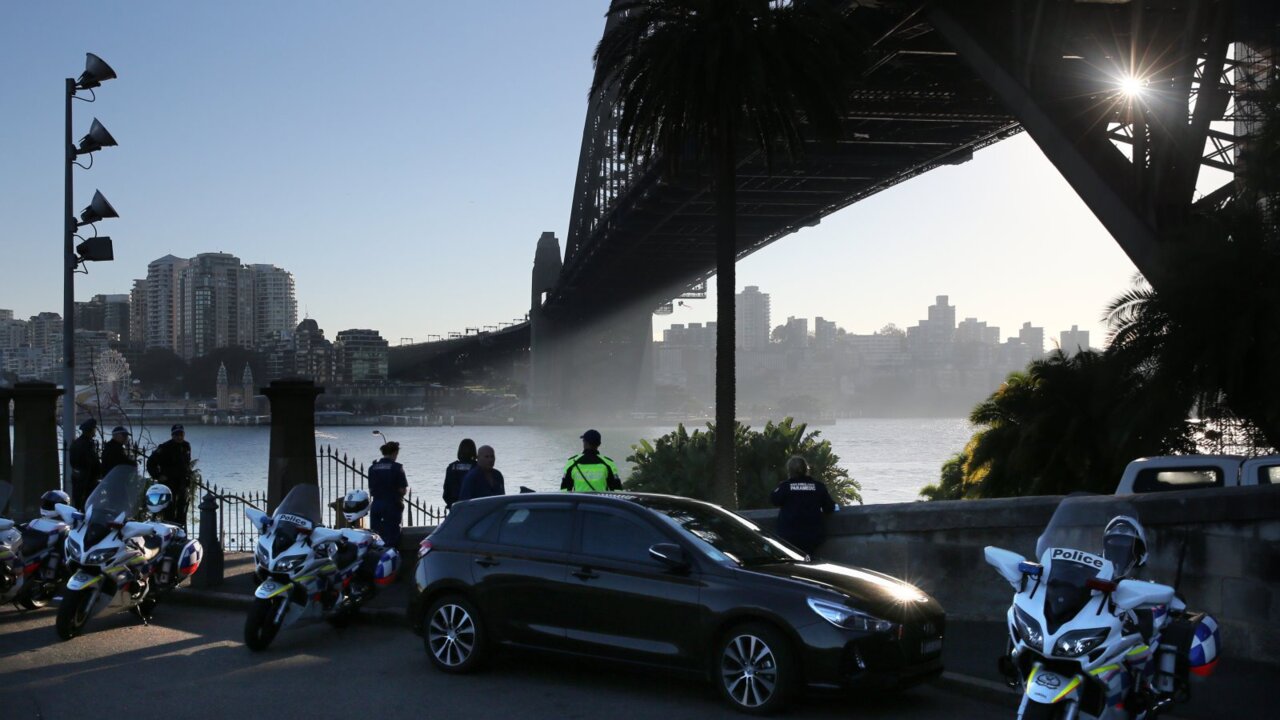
[0, 603, 1017, 720]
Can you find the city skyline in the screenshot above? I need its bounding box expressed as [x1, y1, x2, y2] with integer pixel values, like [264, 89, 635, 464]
[1, 3, 1231, 351]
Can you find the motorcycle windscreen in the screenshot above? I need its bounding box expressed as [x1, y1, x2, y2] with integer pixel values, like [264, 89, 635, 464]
[270, 483, 321, 556]
[0, 480, 12, 516]
[1043, 559, 1102, 634]
[1036, 495, 1140, 560]
[83, 467, 148, 548]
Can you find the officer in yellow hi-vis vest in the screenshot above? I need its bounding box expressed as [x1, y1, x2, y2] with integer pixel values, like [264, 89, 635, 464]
[560, 429, 623, 492]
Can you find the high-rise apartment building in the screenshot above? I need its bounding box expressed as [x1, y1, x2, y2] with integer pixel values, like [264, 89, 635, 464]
[129, 279, 148, 351]
[249, 264, 297, 349]
[27, 312, 62, 354]
[735, 285, 771, 350]
[145, 255, 188, 352]
[180, 252, 254, 359]
[955, 317, 1000, 345]
[1018, 321, 1045, 356]
[1059, 325, 1090, 356]
[75, 294, 130, 345]
[814, 317, 838, 348]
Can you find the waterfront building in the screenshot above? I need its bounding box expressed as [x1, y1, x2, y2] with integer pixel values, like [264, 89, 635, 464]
[735, 285, 771, 350]
[334, 328, 389, 384]
[75, 294, 131, 346]
[814, 317, 837, 348]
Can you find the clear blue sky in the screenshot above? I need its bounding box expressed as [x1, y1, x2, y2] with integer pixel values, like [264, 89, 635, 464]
[1, 2, 1222, 348]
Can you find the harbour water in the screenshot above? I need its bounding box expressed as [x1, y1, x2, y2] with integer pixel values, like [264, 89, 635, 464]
[138, 418, 974, 507]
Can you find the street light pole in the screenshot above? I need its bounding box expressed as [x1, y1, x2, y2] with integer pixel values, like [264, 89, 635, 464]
[62, 76, 76, 495]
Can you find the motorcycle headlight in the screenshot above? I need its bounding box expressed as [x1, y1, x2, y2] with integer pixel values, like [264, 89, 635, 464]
[807, 598, 897, 633]
[1014, 606, 1044, 648]
[84, 548, 115, 565]
[254, 547, 268, 567]
[66, 538, 81, 560]
[1053, 628, 1109, 658]
[274, 555, 306, 573]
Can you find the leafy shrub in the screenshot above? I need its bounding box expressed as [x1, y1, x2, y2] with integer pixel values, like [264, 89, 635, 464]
[625, 418, 860, 509]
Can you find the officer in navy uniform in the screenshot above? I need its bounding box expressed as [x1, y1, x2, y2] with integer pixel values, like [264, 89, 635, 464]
[442, 438, 477, 509]
[560, 429, 622, 493]
[367, 441, 408, 547]
[770, 456, 835, 554]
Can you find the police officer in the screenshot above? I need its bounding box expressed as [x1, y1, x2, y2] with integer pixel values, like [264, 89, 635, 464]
[147, 424, 193, 524]
[368, 441, 408, 547]
[101, 426, 135, 474]
[560, 429, 622, 493]
[770, 455, 835, 554]
[69, 418, 102, 509]
[442, 438, 477, 509]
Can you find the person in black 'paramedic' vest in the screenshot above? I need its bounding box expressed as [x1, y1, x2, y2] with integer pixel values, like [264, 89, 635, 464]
[770, 455, 835, 555]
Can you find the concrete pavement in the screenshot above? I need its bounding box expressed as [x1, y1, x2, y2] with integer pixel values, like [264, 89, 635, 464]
[1, 602, 1013, 720]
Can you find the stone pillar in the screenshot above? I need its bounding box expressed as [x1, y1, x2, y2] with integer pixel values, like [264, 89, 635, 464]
[0, 387, 12, 486]
[262, 378, 323, 514]
[11, 381, 63, 521]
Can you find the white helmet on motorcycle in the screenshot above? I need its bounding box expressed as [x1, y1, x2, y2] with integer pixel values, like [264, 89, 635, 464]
[342, 489, 371, 523]
[146, 484, 173, 514]
[40, 489, 70, 518]
[1103, 515, 1148, 577]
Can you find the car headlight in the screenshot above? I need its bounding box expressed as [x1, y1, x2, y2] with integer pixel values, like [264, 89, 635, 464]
[807, 598, 897, 633]
[1014, 606, 1044, 648]
[84, 548, 115, 565]
[1053, 628, 1109, 658]
[274, 555, 306, 573]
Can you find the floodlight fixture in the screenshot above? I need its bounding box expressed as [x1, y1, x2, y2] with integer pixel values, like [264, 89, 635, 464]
[76, 53, 117, 90]
[77, 189, 119, 225]
[76, 118, 118, 155]
[75, 235, 114, 263]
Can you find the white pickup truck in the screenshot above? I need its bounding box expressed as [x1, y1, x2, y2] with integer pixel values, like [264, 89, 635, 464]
[1115, 454, 1280, 493]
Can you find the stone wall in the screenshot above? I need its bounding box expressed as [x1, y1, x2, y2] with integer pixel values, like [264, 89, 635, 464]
[744, 485, 1280, 665]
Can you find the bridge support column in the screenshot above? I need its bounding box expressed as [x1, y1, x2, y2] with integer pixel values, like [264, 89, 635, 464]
[529, 231, 565, 415]
[10, 381, 63, 521]
[262, 379, 323, 514]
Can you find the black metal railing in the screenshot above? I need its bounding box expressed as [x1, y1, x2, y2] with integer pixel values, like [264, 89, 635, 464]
[180, 446, 448, 552]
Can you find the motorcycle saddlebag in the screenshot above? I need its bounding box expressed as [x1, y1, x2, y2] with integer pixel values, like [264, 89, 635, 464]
[1159, 611, 1221, 687]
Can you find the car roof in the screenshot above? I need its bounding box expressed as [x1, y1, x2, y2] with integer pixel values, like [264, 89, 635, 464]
[451, 491, 720, 514]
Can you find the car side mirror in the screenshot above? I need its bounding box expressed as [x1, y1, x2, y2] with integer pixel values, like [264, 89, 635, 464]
[649, 542, 689, 570]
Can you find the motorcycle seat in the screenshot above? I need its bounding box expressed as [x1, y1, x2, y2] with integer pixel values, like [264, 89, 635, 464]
[20, 527, 50, 555]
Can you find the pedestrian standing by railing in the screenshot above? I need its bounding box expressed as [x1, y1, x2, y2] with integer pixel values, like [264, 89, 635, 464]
[770, 455, 835, 555]
[442, 438, 477, 509]
[147, 424, 193, 525]
[70, 418, 102, 509]
[458, 445, 504, 500]
[560, 429, 622, 493]
[101, 426, 134, 474]
[368, 441, 408, 547]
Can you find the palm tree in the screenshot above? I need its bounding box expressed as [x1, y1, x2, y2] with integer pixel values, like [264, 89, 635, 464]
[1105, 207, 1280, 450]
[592, 0, 865, 508]
[958, 351, 1193, 498]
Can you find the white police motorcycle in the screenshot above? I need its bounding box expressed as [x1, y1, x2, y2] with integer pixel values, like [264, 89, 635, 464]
[55, 468, 203, 639]
[243, 485, 400, 651]
[985, 495, 1219, 719]
[0, 483, 74, 610]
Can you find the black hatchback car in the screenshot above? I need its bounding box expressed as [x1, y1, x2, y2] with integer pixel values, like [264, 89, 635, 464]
[408, 492, 944, 714]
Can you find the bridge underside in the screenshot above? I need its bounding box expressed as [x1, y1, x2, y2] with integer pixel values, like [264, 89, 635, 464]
[551, 5, 1022, 321]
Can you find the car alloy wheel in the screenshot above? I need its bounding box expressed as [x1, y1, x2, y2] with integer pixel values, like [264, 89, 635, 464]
[717, 623, 792, 714]
[425, 596, 485, 672]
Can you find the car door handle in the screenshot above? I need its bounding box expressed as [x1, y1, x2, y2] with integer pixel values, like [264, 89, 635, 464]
[475, 556, 499, 568]
[572, 568, 599, 581]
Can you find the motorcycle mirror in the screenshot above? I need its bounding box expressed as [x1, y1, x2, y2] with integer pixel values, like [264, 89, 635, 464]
[1113, 579, 1175, 611]
[984, 546, 1027, 588]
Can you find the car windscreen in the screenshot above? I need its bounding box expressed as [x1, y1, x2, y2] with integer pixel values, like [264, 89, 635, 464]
[639, 498, 804, 566]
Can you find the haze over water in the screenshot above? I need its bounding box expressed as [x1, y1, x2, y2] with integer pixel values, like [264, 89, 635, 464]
[162, 418, 972, 507]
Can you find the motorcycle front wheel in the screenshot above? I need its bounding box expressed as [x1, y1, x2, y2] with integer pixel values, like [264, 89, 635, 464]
[16, 582, 51, 610]
[55, 588, 94, 640]
[244, 597, 283, 651]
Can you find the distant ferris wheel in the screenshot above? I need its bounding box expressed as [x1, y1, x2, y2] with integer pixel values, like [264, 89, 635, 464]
[92, 348, 132, 387]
